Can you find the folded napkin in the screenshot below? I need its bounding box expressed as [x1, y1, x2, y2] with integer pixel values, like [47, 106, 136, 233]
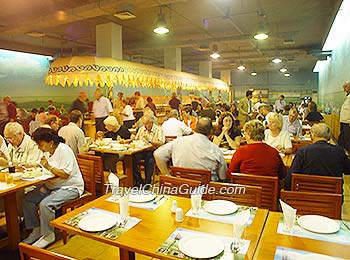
[280, 199, 297, 232]
[107, 172, 119, 194]
[280, 199, 297, 216]
[232, 209, 250, 225]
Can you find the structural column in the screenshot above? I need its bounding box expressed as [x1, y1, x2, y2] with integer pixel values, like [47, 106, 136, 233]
[164, 48, 181, 71]
[199, 61, 212, 78]
[220, 70, 233, 102]
[96, 22, 122, 59]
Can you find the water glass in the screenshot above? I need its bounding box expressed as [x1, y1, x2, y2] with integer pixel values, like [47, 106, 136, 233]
[283, 211, 296, 233]
[191, 194, 201, 214]
[119, 193, 129, 221]
[5, 174, 14, 185]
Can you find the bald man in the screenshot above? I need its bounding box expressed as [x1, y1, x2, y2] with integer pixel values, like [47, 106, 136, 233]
[285, 123, 350, 190]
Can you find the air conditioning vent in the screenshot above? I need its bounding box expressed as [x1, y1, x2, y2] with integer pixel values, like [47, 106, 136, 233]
[114, 11, 136, 20]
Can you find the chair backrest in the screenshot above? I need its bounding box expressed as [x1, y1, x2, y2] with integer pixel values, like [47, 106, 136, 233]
[208, 182, 262, 207]
[77, 154, 104, 195]
[159, 175, 201, 198]
[169, 166, 211, 185]
[230, 173, 279, 210]
[280, 190, 342, 219]
[19, 242, 75, 260]
[76, 157, 96, 199]
[291, 173, 343, 194]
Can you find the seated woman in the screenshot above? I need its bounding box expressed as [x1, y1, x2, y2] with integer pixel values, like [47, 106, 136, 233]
[213, 112, 242, 150]
[22, 127, 84, 248]
[305, 101, 324, 123]
[265, 112, 293, 154]
[228, 120, 285, 178]
[96, 116, 131, 172]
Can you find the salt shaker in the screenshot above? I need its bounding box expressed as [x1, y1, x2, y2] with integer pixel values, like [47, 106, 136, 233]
[175, 208, 184, 222]
[171, 200, 177, 213]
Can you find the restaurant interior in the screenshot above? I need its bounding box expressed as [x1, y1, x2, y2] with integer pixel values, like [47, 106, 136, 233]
[0, 0, 350, 259]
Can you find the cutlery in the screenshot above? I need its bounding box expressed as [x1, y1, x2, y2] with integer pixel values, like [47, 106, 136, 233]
[164, 233, 182, 253]
[153, 195, 165, 204]
[230, 240, 240, 260]
[342, 220, 350, 231]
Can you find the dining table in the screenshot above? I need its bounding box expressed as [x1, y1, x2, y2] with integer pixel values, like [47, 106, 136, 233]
[0, 171, 54, 250]
[90, 142, 154, 187]
[253, 211, 350, 259]
[51, 194, 269, 260]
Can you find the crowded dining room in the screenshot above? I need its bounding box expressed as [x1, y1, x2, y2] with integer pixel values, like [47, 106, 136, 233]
[0, 0, 350, 259]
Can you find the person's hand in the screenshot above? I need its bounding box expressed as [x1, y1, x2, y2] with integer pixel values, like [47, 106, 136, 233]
[275, 145, 285, 153]
[222, 126, 229, 135]
[130, 134, 136, 140]
[40, 157, 50, 170]
[96, 131, 104, 139]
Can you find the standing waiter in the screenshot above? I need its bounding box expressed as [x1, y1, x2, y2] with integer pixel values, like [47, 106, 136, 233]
[339, 81, 350, 156]
[92, 88, 113, 132]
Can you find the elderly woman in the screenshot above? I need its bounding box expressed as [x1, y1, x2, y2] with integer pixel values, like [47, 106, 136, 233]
[228, 120, 285, 178]
[213, 112, 242, 150]
[22, 127, 84, 248]
[265, 112, 293, 154]
[97, 115, 131, 140]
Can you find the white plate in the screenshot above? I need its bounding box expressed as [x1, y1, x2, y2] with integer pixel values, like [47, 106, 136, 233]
[178, 235, 224, 259]
[297, 254, 338, 260]
[78, 214, 117, 232]
[297, 215, 340, 234]
[129, 193, 157, 203]
[203, 200, 238, 215]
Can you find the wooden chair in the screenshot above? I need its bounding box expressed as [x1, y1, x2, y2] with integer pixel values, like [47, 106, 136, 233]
[208, 182, 262, 207]
[159, 175, 201, 198]
[230, 173, 279, 210]
[169, 166, 211, 185]
[19, 242, 75, 260]
[61, 158, 96, 243]
[291, 173, 343, 194]
[280, 190, 342, 219]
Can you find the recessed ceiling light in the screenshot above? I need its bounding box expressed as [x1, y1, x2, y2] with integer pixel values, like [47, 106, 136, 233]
[251, 72, 257, 76]
[237, 65, 246, 71]
[272, 58, 282, 63]
[210, 53, 220, 59]
[280, 68, 288, 73]
[284, 73, 291, 77]
[254, 33, 269, 40]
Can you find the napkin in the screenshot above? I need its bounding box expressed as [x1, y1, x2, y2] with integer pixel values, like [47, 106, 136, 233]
[107, 172, 119, 195]
[280, 199, 297, 216]
[279, 199, 297, 232]
[232, 209, 250, 225]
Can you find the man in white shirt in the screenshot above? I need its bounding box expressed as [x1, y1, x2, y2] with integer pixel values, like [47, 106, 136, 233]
[92, 88, 113, 131]
[162, 109, 192, 138]
[339, 81, 350, 155]
[282, 108, 302, 136]
[154, 117, 227, 181]
[58, 110, 90, 156]
[134, 91, 146, 121]
[274, 95, 286, 113]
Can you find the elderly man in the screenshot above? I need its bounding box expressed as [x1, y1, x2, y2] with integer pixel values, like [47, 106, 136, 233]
[162, 109, 192, 138]
[285, 123, 350, 190]
[70, 91, 88, 114]
[133, 114, 165, 187]
[92, 88, 113, 131]
[339, 81, 350, 155]
[58, 110, 90, 156]
[2, 122, 41, 165]
[154, 117, 227, 181]
[282, 108, 302, 136]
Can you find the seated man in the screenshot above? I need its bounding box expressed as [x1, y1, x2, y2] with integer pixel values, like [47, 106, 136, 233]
[161, 109, 192, 138]
[282, 108, 302, 136]
[133, 114, 165, 187]
[285, 123, 350, 190]
[154, 117, 227, 182]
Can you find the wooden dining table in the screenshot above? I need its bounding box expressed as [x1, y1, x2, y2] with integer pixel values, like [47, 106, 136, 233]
[253, 212, 350, 259]
[91, 144, 154, 187]
[0, 174, 54, 250]
[51, 194, 269, 260]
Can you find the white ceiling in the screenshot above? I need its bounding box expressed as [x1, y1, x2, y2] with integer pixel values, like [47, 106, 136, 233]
[0, 0, 341, 74]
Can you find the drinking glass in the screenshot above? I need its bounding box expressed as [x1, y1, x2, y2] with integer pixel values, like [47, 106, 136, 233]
[191, 194, 201, 214]
[283, 211, 296, 233]
[119, 193, 129, 221]
[5, 174, 14, 185]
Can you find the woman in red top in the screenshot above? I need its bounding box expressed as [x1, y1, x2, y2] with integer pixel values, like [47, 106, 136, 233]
[227, 120, 285, 179]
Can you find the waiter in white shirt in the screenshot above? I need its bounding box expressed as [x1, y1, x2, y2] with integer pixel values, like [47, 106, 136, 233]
[92, 88, 113, 132]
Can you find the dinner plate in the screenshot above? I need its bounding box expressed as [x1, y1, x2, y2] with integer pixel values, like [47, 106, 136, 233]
[78, 214, 117, 232]
[178, 235, 224, 259]
[297, 215, 340, 234]
[297, 254, 338, 260]
[203, 200, 238, 215]
[129, 193, 157, 203]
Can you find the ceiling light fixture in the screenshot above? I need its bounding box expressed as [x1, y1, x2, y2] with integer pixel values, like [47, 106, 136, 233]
[251, 71, 257, 76]
[279, 68, 288, 73]
[26, 31, 45, 37]
[210, 44, 221, 59]
[254, 13, 269, 40]
[284, 73, 291, 77]
[237, 65, 246, 71]
[153, 6, 169, 34]
[272, 58, 282, 63]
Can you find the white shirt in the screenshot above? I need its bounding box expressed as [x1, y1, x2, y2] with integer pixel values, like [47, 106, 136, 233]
[274, 99, 286, 112]
[264, 129, 292, 151]
[135, 124, 165, 144]
[46, 143, 84, 195]
[340, 94, 350, 123]
[282, 116, 302, 136]
[161, 118, 192, 137]
[92, 96, 113, 118]
[135, 97, 146, 109]
[8, 134, 41, 164]
[122, 105, 135, 121]
[58, 122, 86, 156]
[154, 133, 227, 181]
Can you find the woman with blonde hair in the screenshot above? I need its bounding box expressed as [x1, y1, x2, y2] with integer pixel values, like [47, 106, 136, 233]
[265, 112, 292, 154]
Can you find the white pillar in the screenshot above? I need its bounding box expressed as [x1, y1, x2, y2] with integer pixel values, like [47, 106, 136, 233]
[96, 22, 122, 59]
[199, 61, 212, 78]
[164, 48, 181, 71]
[221, 70, 233, 103]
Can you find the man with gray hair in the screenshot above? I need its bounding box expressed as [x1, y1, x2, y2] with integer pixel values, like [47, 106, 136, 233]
[154, 117, 227, 181]
[161, 109, 192, 138]
[285, 123, 350, 189]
